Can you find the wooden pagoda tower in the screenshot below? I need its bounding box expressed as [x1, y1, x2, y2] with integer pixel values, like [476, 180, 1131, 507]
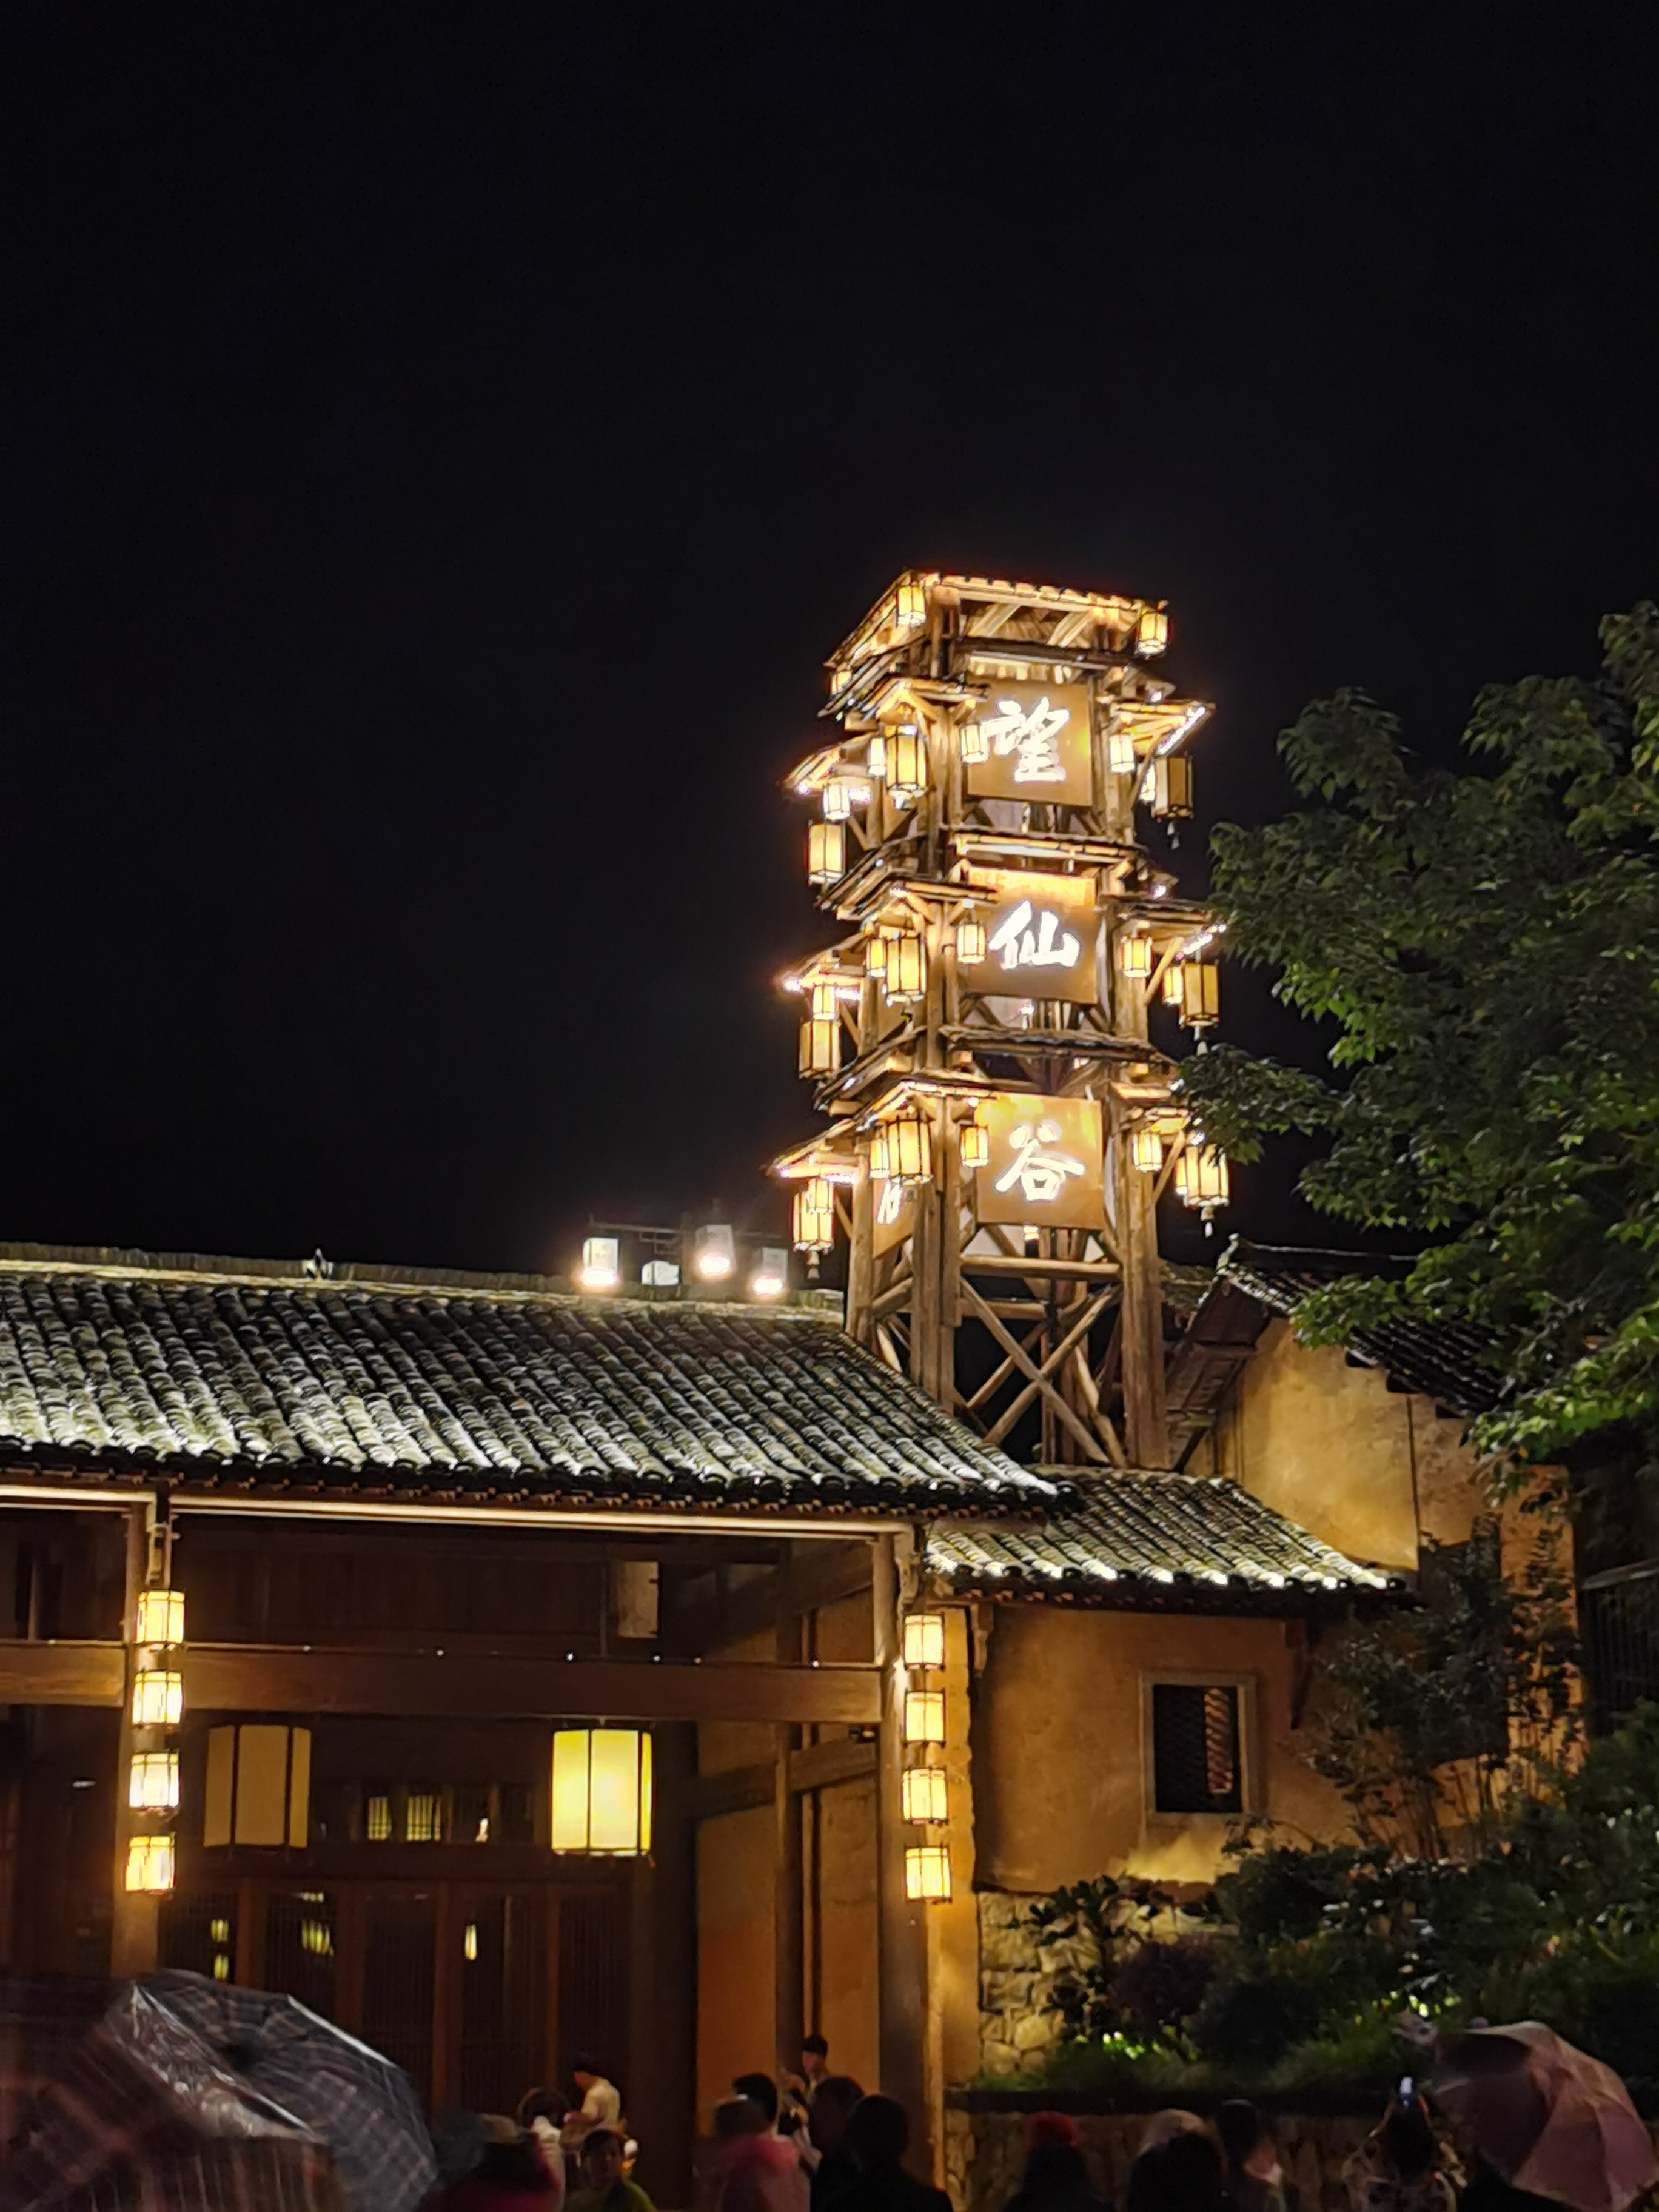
[774, 572, 1229, 1470]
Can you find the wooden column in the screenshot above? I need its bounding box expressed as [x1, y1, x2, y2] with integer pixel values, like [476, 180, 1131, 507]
[632, 1723, 696, 2208]
[773, 1579, 805, 2077]
[872, 1537, 928, 2165]
[110, 1503, 159, 1977]
[1111, 948, 1170, 1470]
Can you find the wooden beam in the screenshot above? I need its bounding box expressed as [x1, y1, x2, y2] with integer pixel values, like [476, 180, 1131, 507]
[182, 1647, 882, 1726]
[960, 1254, 1119, 1284]
[960, 1281, 1111, 1463]
[0, 1640, 124, 1705]
[683, 1737, 879, 1822]
[665, 1540, 873, 1656]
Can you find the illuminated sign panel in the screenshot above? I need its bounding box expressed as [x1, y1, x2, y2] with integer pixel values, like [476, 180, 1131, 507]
[871, 1170, 916, 1256]
[957, 872, 1099, 1005]
[974, 1093, 1105, 1230]
[964, 682, 1093, 806]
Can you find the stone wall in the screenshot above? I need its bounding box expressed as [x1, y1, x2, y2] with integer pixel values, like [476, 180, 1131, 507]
[976, 1890, 1095, 2077]
[951, 2107, 1378, 2212]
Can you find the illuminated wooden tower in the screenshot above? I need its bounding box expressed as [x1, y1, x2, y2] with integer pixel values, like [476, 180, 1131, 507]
[774, 572, 1228, 1469]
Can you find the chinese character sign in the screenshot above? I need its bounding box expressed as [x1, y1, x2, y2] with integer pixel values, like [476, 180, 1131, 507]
[958, 871, 1099, 1005]
[974, 1092, 1105, 1230]
[964, 681, 1093, 806]
[871, 1168, 916, 1256]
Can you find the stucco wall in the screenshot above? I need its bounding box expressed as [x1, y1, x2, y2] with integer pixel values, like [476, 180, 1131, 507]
[970, 1604, 1345, 1893]
[1198, 1318, 1483, 1570]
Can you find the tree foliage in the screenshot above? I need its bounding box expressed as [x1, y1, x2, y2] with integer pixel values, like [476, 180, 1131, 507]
[1182, 605, 1659, 1467]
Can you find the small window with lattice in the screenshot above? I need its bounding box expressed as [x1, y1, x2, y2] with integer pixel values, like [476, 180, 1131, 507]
[1150, 1681, 1244, 1814]
[404, 1788, 443, 1843]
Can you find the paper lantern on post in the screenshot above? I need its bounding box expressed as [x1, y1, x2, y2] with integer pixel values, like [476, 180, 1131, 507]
[129, 1750, 179, 1811]
[135, 1589, 184, 1646]
[551, 1728, 653, 1855]
[905, 1844, 952, 1901]
[903, 1613, 946, 1668]
[902, 1766, 949, 1824]
[125, 1833, 175, 1894]
[132, 1667, 183, 1728]
[903, 1689, 945, 1744]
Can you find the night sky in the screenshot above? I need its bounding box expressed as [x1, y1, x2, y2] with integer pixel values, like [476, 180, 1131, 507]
[5, 7, 1655, 1280]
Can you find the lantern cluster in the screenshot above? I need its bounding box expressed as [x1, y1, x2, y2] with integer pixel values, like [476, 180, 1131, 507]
[900, 1610, 951, 1902]
[126, 1582, 185, 1894]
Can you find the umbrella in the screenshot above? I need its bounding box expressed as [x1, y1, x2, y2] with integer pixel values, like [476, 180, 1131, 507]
[1432, 2022, 1657, 2212]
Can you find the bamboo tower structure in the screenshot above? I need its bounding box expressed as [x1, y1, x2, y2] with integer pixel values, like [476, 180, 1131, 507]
[774, 572, 1228, 1469]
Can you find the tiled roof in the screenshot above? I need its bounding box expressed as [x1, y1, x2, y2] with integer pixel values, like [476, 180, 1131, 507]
[0, 1250, 1054, 1518]
[1215, 1241, 1501, 1416]
[929, 1470, 1393, 1612]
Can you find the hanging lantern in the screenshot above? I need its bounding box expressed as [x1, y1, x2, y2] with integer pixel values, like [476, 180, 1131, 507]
[810, 980, 838, 1021]
[959, 1113, 990, 1172]
[822, 781, 853, 823]
[1161, 960, 1185, 1005]
[883, 933, 927, 1005]
[959, 716, 989, 766]
[1175, 1144, 1231, 1210]
[799, 1017, 839, 1076]
[1131, 1128, 1166, 1174]
[866, 731, 886, 780]
[1136, 605, 1170, 656]
[1108, 724, 1138, 774]
[125, 1833, 176, 1895]
[886, 726, 927, 801]
[903, 1613, 947, 1668]
[894, 577, 927, 631]
[807, 821, 846, 885]
[902, 1766, 949, 1825]
[129, 1750, 179, 1812]
[868, 1128, 890, 1180]
[903, 1689, 945, 1744]
[1148, 755, 1194, 819]
[551, 1728, 653, 1855]
[132, 1667, 183, 1728]
[955, 917, 987, 965]
[1117, 934, 1153, 980]
[865, 932, 888, 978]
[793, 1178, 835, 1253]
[905, 1844, 952, 1902]
[1178, 961, 1221, 1027]
[135, 1589, 184, 1646]
[885, 1108, 933, 1186]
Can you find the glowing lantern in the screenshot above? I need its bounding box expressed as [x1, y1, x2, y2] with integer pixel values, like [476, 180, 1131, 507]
[799, 1017, 839, 1076]
[751, 1247, 789, 1299]
[129, 1750, 179, 1811]
[793, 1179, 835, 1253]
[1148, 755, 1193, 819]
[1108, 724, 1138, 774]
[551, 1728, 653, 1855]
[903, 1689, 945, 1744]
[959, 717, 989, 765]
[868, 1128, 890, 1180]
[1131, 1128, 1166, 1174]
[885, 1109, 933, 1186]
[960, 1113, 990, 1172]
[883, 933, 927, 1005]
[1161, 960, 1185, 1005]
[886, 726, 927, 801]
[902, 1767, 949, 1825]
[905, 1844, 952, 1902]
[810, 980, 838, 1021]
[135, 1589, 184, 1646]
[865, 933, 888, 977]
[132, 1667, 183, 1728]
[1136, 604, 1170, 656]
[807, 821, 846, 885]
[694, 1224, 736, 1281]
[867, 731, 886, 780]
[955, 917, 987, 965]
[822, 781, 853, 823]
[894, 577, 927, 631]
[125, 1833, 176, 1894]
[1178, 961, 1221, 1028]
[1117, 934, 1153, 980]
[903, 1613, 946, 1668]
[579, 1236, 620, 1292]
[1175, 1144, 1231, 1211]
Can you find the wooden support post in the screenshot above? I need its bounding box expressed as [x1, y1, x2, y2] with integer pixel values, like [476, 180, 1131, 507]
[872, 1537, 928, 2168]
[110, 1502, 159, 1977]
[1114, 1098, 1170, 1467]
[773, 1587, 805, 2080]
[633, 1723, 696, 2209]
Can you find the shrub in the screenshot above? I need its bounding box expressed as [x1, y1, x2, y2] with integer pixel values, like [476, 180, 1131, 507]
[1190, 1966, 1323, 2067]
[1107, 1939, 1220, 2043]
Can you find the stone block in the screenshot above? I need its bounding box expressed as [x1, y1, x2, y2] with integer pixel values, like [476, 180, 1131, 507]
[1011, 2010, 1053, 2051]
[980, 2037, 1020, 2075]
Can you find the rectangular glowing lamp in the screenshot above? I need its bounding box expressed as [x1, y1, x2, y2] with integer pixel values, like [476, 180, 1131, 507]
[903, 1614, 946, 1669]
[902, 1766, 948, 1825]
[905, 1843, 952, 1902]
[551, 1728, 653, 1855]
[125, 1833, 176, 1894]
[129, 1750, 179, 1811]
[903, 1690, 945, 1745]
[135, 1589, 185, 1645]
[132, 1667, 183, 1728]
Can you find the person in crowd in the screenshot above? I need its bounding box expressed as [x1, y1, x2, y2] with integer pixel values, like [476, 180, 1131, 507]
[437, 2114, 560, 2212]
[1125, 2123, 1226, 2212]
[566, 2129, 655, 2212]
[783, 2038, 833, 2148]
[709, 2095, 810, 2212]
[734, 2075, 783, 2131]
[818, 2093, 951, 2212]
[515, 2091, 567, 2208]
[1341, 2089, 1455, 2212]
[805, 2077, 864, 2211]
[1001, 2112, 1109, 2212]
[1215, 2103, 1285, 2212]
[562, 2060, 624, 2160]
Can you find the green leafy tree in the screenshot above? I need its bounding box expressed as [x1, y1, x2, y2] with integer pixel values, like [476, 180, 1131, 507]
[1182, 606, 1659, 1470]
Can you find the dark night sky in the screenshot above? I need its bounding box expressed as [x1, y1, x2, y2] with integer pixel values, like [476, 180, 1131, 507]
[4, 5, 1656, 1279]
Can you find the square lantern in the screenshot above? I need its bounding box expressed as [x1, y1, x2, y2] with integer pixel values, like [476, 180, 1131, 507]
[822, 781, 853, 823]
[903, 1689, 945, 1744]
[807, 821, 846, 885]
[551, 1728, 653, 1855]
[1178, 961, 1221, 1027]
[642, 1258, 680, 1287]
[959, 718, 989, 766]
[793, 1179, 835, 1253]
[799, 1017, 839, 1076]
[883, 933, 927, 1006]
[132, 1667, 183, 1728]
[1161, 960, 1185, 1004]
[903, 1612, 947, 1668]
[126, 1833, 176, 1894]
[1175, 1144, 1231, 1210]
[1108, 724, 1138, 775]
[866, 731, 886, 780]
[865, 933, 888, 977]
[135, 1589, 184, 1646]
[1148, 754, 1193, 819]
[751, 1247, 789, 1299]
[905, 1844, 952, 1902]
[955, 917, 987, 965]
[886, 726, 927, 801]
[902, 1766, 950, 1825]
[1117, 934, 1153, 979]
[694, 1223, 737, 1281]
[894, 577, 927, 631]
[810, 980, 838, 1021]
[885, 1110, 933, 1186]
[1131, 1128, 1166, 1174]
[959, 1114, 990, 1171]
[129, 1750, 179, 1812]
[579, 1236, 620, 1292]
[1136, 605, 1170, 656]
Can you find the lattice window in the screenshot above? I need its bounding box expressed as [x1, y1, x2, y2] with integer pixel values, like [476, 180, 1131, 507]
[1581, 1564, 1659, 1734]
[1150, 1682, 1242, 1814]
